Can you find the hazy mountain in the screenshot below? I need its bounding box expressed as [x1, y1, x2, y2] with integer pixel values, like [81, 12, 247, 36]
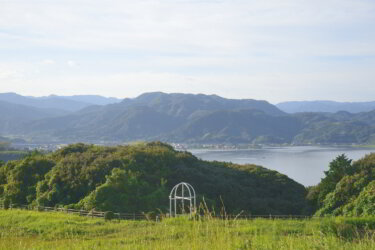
[167, 109, 302, 143]
[3, 92, 375, 144]
[0, 93, 88, 112]
[0, 93, 121, 112]
[292, 111, 375, 144]
[277, 101, 375, 113]
[13, 92, 285, 142]
[61, 95, 122, 105]
[120, 92, 285, 117]
[23, 105, 183, 142]
[0, 100, 64, 134]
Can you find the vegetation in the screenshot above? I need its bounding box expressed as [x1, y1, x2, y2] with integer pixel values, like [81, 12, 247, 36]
[307, 153, 375, 216]
[0, 142, 308, 215]
[0, 209, 374, 249]
[0, 138, 373, 248]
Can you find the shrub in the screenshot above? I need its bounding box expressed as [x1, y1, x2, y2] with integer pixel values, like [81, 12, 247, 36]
[104, 211, 115, 221]
[2, 198, 10, 209]
[319, 217, 375, 240]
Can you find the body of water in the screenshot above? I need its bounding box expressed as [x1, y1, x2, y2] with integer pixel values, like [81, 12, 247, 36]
[189, 146, 375, 186]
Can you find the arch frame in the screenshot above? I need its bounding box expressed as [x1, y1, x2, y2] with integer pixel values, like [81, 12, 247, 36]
[169, 182, 196, 217]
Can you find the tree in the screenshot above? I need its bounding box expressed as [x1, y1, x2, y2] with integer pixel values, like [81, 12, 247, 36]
[317, 154, 353, 206]
[80, 168, 168, 213]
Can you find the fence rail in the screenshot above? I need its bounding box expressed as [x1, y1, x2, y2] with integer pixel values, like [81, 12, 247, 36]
[0, 203, 316, 221]
[0, 204, 148, 220]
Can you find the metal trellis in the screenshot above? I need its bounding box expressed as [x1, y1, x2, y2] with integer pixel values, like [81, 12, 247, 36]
[169, 182, 196, 217]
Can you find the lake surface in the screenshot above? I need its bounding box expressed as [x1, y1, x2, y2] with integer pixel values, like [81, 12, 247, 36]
[189, 146, 375, 186]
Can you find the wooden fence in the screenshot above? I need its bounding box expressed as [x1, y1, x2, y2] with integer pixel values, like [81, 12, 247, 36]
[0, 203, 314, 221]
[0, 204, 148, 220]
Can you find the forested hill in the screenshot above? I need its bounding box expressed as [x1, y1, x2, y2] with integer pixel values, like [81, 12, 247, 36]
[307, 153, 375, 216]
[1, 92, 375, 144]
[0, 142, 308, 215]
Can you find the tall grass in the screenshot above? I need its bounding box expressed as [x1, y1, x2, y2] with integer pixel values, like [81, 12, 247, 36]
[0, 210, 374, 249]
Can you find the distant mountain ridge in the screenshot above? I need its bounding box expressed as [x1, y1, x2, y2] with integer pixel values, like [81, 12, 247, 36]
[1, 92, 375, 145]
[0, 93, 122, 112]
[277, 101, 375, 113]
[59, 95, 122, 106]
[15, 92, 284, 143]
[0, 100, 65, 134]
[121, 92, 284, 117]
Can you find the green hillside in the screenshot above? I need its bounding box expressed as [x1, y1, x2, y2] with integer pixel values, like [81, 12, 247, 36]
[0, 142, 308, 215]
[307, 153, 375, 216]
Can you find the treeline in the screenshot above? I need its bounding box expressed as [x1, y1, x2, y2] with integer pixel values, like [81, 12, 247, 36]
[307, 154, 375, 216]
[0, 142, 308, 215]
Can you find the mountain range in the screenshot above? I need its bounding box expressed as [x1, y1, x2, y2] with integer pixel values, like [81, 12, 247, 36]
[0, 92, 121, 113]
[277, 101, 375, 114]
[0, 92, 375, 144]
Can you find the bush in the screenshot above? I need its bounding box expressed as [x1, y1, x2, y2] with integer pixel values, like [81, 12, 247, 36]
[2, 198, 10, 209]
[104, 211, 116, 221]
[319, 217, 375, 240]
[320, 219, 355, 240]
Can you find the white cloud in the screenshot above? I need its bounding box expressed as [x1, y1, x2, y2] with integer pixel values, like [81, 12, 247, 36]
[0, 69, 17, 79]
[41, 59, 55, 65]
[0, 0, 374, 101]
[0, 62, 26, 80]
[1, 0, 374, 54]
[67, 60, 78, 67]
[3, 68, 374, 103]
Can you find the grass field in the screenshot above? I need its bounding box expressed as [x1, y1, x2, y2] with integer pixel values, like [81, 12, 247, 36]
[0, 210, 374, 250]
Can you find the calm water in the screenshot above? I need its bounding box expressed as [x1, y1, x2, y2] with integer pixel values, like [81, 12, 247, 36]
[189, 146, 375, 186]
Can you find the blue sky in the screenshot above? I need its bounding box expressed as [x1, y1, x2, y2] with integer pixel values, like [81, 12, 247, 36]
[0, 0, 374, 103]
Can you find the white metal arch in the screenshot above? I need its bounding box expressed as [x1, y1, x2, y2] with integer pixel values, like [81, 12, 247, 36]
[169, 182, 196, 217]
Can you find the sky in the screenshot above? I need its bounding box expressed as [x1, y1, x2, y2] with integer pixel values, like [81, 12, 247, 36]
[0, 0, 374, 104]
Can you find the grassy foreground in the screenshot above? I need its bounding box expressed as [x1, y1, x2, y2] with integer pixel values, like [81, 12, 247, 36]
[0, 210, 374, 250]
